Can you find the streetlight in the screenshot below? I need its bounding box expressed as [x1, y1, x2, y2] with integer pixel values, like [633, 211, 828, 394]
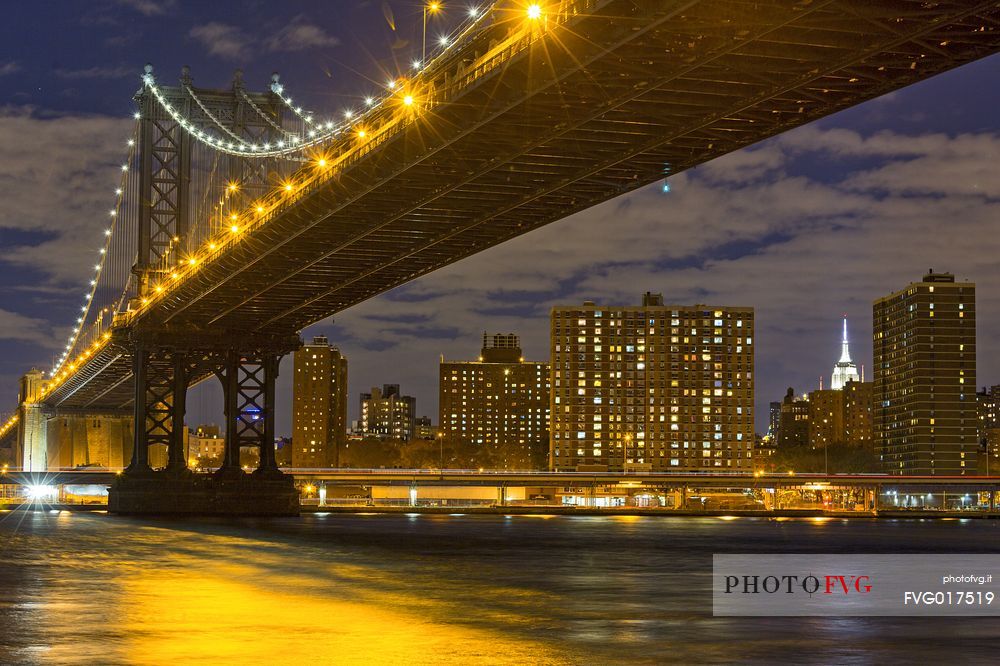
[423, 2, 442, 63]
[438, 431, 444, 469]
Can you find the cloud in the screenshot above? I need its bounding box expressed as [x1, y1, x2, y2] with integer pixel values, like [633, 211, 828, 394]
[0, 62, 20, 77]
[54, 66, 135, 80]
[1, 100, 997, 433]
[314, 125, 1000, 428]
[0, 309, 56, 346]
[266, 17, 340, 52]
[116, 0, 174, 16]
[189, 23, 252, 61]
[0, 107, 131, 284]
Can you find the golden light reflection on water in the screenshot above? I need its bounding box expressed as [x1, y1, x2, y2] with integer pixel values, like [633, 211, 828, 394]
[113, 534, 571, 666]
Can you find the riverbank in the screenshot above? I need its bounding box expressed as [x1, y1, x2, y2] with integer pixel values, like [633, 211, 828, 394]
[304, 505, 1000, 519]
[6, 502, 999, 519]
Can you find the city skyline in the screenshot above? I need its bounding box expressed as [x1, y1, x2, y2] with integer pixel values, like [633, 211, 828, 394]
[3, 4, 1000, 663]
[1, 5, 998, 439]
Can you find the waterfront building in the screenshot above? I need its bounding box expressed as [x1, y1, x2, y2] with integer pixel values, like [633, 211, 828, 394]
[808, 389, 844, 449]
[874, 271, 977, 475]
[767, 401, 781, 440]
[359, 384, 416, 441]
[440, 333, 550, 469]
[777, 387, 809, 448]
[977, 385, 1000, 464]
[842, 380, 875, 449]
[414, 416, 438, 440]
[550, 293, 753, 472]
[292, 336, 349, 467]
[186, 424, 223, 464]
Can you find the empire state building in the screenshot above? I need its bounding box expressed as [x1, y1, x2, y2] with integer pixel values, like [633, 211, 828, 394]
[830, 316, 860, 390]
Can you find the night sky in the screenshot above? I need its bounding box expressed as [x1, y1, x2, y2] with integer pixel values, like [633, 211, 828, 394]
[1, 1, 998, 436]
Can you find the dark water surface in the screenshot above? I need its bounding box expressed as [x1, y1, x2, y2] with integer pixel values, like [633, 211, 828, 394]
[1, 510, 999, 664]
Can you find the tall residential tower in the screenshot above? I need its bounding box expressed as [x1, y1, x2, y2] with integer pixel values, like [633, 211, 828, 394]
[550, 293, 754, 472]
[439, 333, 550, 469]
[874, 271, 976, 475]
[292, 336, 348, 468]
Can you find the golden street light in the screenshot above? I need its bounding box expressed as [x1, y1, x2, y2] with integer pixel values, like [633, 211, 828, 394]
[423, 2, 443, 63]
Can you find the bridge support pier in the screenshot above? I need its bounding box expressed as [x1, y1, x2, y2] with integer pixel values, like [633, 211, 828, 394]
[109, 329, 300, 516]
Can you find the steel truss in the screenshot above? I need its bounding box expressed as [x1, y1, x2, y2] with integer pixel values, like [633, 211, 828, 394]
[123, 329, 300, 477]
[133, 66, 285, 296]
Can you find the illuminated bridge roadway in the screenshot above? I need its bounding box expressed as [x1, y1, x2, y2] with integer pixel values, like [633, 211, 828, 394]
[1, 0, 999, 514]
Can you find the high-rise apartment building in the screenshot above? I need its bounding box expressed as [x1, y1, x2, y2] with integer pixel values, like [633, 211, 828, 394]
[550, 293, 754, 472]
[777, 387, 809, 448]
[977, 385, 1000, 464]
[842, 380, 874, 450]
[767, 401, 781, 441]
[874, 271, 976, 475]
[359, 384, 416, 441]
[440, 333, 550, 469]
[292, 336, 348, 467]
[808, 389, 844, 449]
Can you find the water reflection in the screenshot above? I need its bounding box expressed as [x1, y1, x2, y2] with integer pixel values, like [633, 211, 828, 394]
[1, 510, 999, 664]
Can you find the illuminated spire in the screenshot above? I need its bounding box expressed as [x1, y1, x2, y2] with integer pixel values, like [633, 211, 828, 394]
[839, 315, 852, 363]
[830, 315, 860, 390]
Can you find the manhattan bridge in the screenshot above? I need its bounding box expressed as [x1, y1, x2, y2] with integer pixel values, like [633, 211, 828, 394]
[1, 0, 998, 513]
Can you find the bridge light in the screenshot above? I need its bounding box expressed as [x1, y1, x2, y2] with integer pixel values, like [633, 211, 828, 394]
[121, 164, 128, 172]
[468, 6, 478, 17]
[284, 183, 294, 192]
[412, 60, 422, 70]
[208, 242, 217, 250]
[357, 129, 367, 139]
[317, 158, 327, 168]
[115, 188, 122, 195]
[228, 183, 238, 192]
[527, 3, 542, 19]
[133, 112, 141, 120]
[104, 229, 112, 236]
[230, 225, 240, 233]
[127, 139, 135, 146]
[403, 94, 414, 106]
[170, 272, 179, 280]
[387, 80, 396, 89]
[344, 110, 353, 119]
[256, 205, 264, 214]
[365, 97, 375, 106]
[438, 36, 448, 46]
[427, 2, 441, 12]
[230, 213, 238, 221]
[188, 257, 197, 266]
[155, 285, 163, 293]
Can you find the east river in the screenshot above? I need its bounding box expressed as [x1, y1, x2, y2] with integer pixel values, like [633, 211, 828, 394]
[1, 510, 999, 664]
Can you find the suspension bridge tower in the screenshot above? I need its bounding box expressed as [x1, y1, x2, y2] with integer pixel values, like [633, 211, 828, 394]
[108, 66, 302, 515]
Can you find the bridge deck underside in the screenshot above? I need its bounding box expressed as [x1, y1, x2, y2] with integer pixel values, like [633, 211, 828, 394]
[45, 0, 1000, 408]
